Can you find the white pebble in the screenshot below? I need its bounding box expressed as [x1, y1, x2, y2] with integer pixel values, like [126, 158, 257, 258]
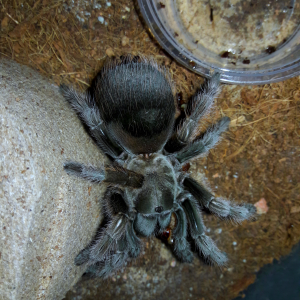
[232, 241, 237, 246]
[215, 228, 222, 234]
[243, 259, 247, 263]
[106, 2, 111, 6]
[98, 16, 104, 23]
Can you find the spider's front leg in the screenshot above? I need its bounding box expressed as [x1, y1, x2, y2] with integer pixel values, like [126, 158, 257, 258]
[76, 188, 141, 278]
[183, 177, 256, 222]
[178, 193, 228, 266]
[172, 202, 193, 263]
[76, 213, 140, 278]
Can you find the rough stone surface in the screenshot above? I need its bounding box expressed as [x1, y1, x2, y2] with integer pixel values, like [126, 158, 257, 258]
[0, 59, 105, 300]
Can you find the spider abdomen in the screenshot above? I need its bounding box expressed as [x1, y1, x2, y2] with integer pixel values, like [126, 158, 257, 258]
[94, 61, 176, 154]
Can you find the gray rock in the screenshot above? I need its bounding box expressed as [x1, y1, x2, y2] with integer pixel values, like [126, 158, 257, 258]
[0, 59, 105, 300]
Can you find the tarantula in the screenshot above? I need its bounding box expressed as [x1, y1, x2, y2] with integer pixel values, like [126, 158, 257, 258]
[60, 56, 256, 278]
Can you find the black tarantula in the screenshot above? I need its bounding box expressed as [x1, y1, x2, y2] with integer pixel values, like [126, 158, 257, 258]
[60, 56, 256, 278]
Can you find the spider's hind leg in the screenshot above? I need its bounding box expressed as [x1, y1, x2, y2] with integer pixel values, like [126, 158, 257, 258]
[60, 85, 122, 159]
[165, 73, 221, 153]
[174, 116, 230, 164]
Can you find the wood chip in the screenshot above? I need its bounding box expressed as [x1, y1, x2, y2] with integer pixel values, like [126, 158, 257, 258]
[105, 47, 115, 57]
[229, 115, 245, 127]
[121, 36, 129, 46]
[290, 206, 300, 214]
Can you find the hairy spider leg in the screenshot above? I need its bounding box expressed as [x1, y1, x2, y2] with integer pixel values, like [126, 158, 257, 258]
[179, 193, 228, 266]
[172, 203, 193, 262]
[64, 161, 105, 182]
[85, 237, 131, 278]
[174, 116, 230, 163]
[86, 220, 141, 278]
[183, 177, 256, 223]
[63, 161, 144, 188]
[60, 84, 123, 159]
[75, 188, 141, 278]
[165, 73, 221, 152]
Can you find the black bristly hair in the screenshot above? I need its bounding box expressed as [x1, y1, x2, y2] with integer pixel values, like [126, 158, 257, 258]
[60, 55, 256, 278]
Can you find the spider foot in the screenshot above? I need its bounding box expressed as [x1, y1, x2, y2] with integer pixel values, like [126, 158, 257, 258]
[173, 237, 194, 263]
[75, 248, 90, 266]
[85, 251, 130, 278]
[210, 198, 256, 223]
[194, 233, 228, 266]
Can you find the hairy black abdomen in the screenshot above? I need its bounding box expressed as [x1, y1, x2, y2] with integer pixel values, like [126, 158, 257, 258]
[94, 61, 175, 153]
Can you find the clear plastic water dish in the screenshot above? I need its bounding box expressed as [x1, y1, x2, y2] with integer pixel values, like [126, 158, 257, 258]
[137, 0, 300, 85]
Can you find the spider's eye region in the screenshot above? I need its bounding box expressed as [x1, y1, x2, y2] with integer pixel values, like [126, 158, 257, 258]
[155, 206, 164, 213]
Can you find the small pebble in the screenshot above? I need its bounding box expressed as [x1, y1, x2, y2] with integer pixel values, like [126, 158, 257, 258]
[243, 259, 247, 263]
[98, 16, 104, 23]
[121, 36, 130, 46]
[232, 241, 237, 246]
[215, 228, 222, 234]
[170, 260, 176, 267]
[106, 2, 111, 7]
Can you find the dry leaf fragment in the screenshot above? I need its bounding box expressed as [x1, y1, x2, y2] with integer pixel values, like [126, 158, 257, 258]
[254, 198, 269, 214]
[1, 16, 9, 28]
